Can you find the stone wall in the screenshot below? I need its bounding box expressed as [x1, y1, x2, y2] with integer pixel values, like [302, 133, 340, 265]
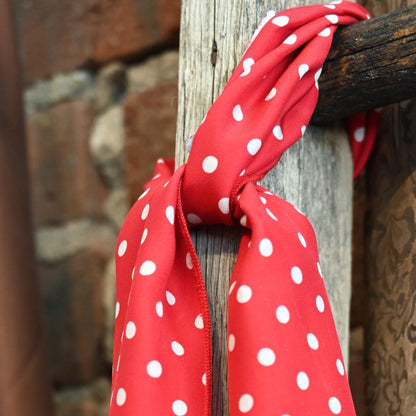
[15, 1, 367, 414]
[15, 1, 180, 413]
[26, 50, 179, 415]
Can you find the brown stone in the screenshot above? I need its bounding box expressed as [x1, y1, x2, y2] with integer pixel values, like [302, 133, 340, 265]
[39, 247, 110, 385]
[124, 81, 177, 202]
[26, 99, 107, 225]
[13, 0, 181, 84]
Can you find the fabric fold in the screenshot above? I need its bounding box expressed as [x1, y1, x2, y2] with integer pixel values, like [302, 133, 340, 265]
[109, 2, 379, 415]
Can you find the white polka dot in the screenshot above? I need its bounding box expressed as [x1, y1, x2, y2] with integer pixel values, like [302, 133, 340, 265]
[202, 156, 218, 173]
[265, 88, 277, 101]
[171, 341, 185, 356]
[298, 232, 307, 247]
[276, 305, 290, 324]
[115, 302, 120, 319]
[228, 334, 236, 352]
[241, 57, 255, 77]
[233, 104, 244, 121]
[319, 27, 331, 37]
[315, 68, 322, 89]
[283, 34, 297, 45]
[164, 181, 169, 187]
[166, 290, 176, 305]
[317, 262, 323, 277]
[273, 125, 283, 140]
[307, 333, 319, 350]
[195, 314, 204, 329]
[259, 196, 267, 204]
[125, 321, 136, 339]
[236, 285, 252, 303]
[218, 197, 230, 214]
[118, 240, 127, 257]
[257, 348, 276, 366]
[229, 281, 237, 294]
[116, 388, 126, 406]
[156, 301, 163, 317]
[166, 205, 175, 225]
[247, 138, 262, 155]
[138, 187, 150, 200]
[329, 397, 342, 414]
[240, 215, 247, 227]
[172, 400, 188, 415]
[272, 15, 289, 26]
[354, 127, 365, 142]
[157, 158, 164, 163]
[266, 208, 278, 221]
[187, 213, 202, 224]
[186, 252, 193, 269]
[239, 394, 254, 413]
[326, 14, 339, 24]
[202, 373, 207, 385]
[298, 64, 309, 79]
[336, 359, 345, 376]
[259, 238, 273, 257]
[301, 125, 307, 136]
[324, 4, 336, 8]
[297, 371, 309, 390]
[316, 295, 325, 312]
[291, 266, 303, 284]
[141, 204, 150, 220]
[152, 173, 161, 180]
[147, 360, 162, 378]
[140, 260, 156, 276]
[141, 228, 148, 244]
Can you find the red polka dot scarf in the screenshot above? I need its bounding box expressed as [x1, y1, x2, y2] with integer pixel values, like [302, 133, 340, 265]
[110, 2, 380, 415]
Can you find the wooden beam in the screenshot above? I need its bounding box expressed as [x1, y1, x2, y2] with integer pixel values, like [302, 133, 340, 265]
[312, 4, 416, 124]
[176, 1, 354, 414]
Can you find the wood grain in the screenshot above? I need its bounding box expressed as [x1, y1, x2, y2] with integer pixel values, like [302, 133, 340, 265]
[176, 1, 353, 414]
[363, 1, 416, 416]
[313, 4, 416, 124]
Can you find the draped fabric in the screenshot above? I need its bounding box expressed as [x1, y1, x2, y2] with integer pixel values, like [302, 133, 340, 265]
[109, 2, 379, 415]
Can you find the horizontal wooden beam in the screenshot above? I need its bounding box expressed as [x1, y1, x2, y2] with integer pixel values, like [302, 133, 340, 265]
[312, 4, 416, 124]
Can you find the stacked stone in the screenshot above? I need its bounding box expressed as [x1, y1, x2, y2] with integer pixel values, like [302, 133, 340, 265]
[15, 1, 180, 414]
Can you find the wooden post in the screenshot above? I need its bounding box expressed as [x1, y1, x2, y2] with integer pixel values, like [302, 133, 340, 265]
[176, 1, 353, 414]
[0, 1, 54, 415]
[363, 1, 416, 415]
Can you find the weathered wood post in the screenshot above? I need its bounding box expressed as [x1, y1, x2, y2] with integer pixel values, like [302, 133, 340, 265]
[176, 1, 353, 414]
[363, 1, 416, 415]
[0, 1, 54, 415]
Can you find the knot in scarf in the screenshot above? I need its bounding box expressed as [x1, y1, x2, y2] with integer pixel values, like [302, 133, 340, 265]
[110, 2, 380, 415]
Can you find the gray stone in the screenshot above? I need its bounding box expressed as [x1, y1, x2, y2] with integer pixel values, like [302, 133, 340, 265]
[127, 50, 179, 94]
[89, 105, 126, 188]
[35, 220, 117, 263]
[54, 378, 111, 416]
[93, 62, 127, 113]
[103, 188, 129, 229]
[103, 257, 116, 365]
[25, 70, 94, 114]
